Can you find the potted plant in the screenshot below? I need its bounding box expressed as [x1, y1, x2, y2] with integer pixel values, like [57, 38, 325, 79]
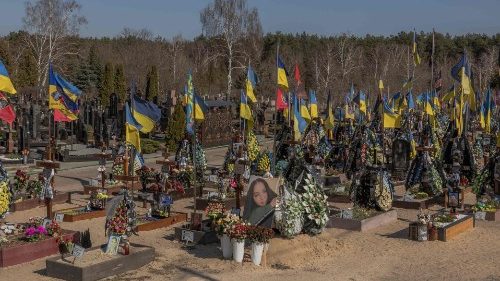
[213, 214, 240, 259]
[228, 221, 248, 263]
[247, 226, 274, 265]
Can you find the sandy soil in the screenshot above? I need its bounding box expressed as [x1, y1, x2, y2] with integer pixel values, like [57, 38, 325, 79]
[1, 188, 499, 281]
[0, 142, 499, 281]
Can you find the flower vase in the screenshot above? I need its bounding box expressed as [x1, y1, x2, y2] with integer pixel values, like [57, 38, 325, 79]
[220, 234, 232, 259]
[251, 242, 264, 265]
[232, 239, 245, 263]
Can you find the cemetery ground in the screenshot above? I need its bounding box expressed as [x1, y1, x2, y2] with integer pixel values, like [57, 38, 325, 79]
[1, 140, 499, 281]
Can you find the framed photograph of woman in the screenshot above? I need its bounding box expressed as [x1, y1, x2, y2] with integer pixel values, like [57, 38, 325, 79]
[243, 177, 279, 228]
[105, 235, 121, 255]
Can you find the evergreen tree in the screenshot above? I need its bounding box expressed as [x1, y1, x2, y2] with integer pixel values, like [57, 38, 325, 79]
[145, 65, 158, 101]
[16, 50, 37, 88]
[100, 63, 114, 107]
[88, 45, 103, 94]
[0, 41, 11, 68]
[165, 102, 186, 151]
[114, 64, 126, 101]
[74, 62, 93, 92]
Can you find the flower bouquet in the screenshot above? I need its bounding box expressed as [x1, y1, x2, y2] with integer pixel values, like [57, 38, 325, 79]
[247, 225, 273, 244]
[46, 220, 62, 237]
[57, 236, 74, 258]
[24, 225, 47, 242]
[213, 213, 241, 236]
[0, 180, 10, 217]
[205, 202, 225, 221]
[227, 221, 249, 263]
[214, 214, 241, 259]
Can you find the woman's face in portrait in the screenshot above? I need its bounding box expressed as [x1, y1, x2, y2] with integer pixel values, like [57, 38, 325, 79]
[252, 181, 268, 207]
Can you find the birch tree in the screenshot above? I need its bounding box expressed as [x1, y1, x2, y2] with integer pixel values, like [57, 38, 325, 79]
[200, 0, 262, 100]
[23, 0, 86, 91]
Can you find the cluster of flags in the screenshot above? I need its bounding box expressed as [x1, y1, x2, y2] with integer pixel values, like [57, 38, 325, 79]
[0, 60, 16, 124]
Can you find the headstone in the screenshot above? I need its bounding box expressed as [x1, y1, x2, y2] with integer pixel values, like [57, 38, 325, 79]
[109, 93, 118, 118]
[31, 104, 40, 139]
[392, 139, 410, 174]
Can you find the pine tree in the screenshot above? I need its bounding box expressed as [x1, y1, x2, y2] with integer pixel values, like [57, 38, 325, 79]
[114, 64, 126, 101]
[88, 45, 103, 94]
[16, 50, 37, 88]
[100, 63, 114, 107]
[0, 41, 11, 68]
[165, 103, 186, 150]
[145, 65, 158, 101]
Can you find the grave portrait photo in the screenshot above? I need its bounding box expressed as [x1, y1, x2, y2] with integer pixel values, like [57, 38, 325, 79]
[243, 176, 279, 228]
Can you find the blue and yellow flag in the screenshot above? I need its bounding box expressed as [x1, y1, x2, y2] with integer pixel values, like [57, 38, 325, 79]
[293, 94, 307, 141]
[49, 65, 79, 120]
[451, 52, 475, 109]
[413, 30, 421, 66]
[300, 97, 311, 122]
[0, 60, 16, 94]
[277, 56, 289, 91]
[359, 91, 367, 114]
[424, 92, 435, 116]
[246, 66, 258, 103]
[131, 92, 161, 133]
[383, 98, 401, 128]
[125, 103, 142, 152]
[193, 94, 207, 121]
[442, 85, 456, 103]
[309, 90, 318, 118]
[406, 91, 415, 110]
[324, 93, 334, 130]
[240, 90, 252, 121]
[482, 88, 493, 133]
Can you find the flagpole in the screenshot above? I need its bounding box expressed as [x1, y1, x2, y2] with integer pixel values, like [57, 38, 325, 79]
[191, 86, 198, 216]
[272, 40, 280, 174]
[431, 28, 435, 91]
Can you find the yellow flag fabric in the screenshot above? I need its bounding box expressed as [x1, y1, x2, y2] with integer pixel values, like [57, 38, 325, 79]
[383, 101, 401, 128]
[125, 123, 141, 153]
[277, 57, 289, 91]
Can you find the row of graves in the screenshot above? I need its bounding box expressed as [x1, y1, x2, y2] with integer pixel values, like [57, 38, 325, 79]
[0, 107, 498, 278]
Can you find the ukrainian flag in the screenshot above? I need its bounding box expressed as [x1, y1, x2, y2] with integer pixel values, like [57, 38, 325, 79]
[359, 91, 367, 114]
[293, 94, 307, 141]
[125, 103, 142, 152]
[324, 93, 334, 130]
[277, 56, 289, 91]
[193, 94, 208, 121]
[246, 66, 258, 103]
[424, 92, 435, 116]
[406, 91, 415, 109]
[309, 90, 318, 119]
[383, 98, 401, 128]
[451, 52, 475, 109]
[0, 60, 16, 94]
[240, 90, 252, 121]
[131, 93, 161, 133]
[48, 65, 79, 120]
[413, 30, 421, 66]
[442, 85, 456, 103]
[482, 88, 492, 133]
[300, 98, 311, 122]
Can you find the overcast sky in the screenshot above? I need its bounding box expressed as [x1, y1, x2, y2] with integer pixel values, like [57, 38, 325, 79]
[1, 0, 499, 39]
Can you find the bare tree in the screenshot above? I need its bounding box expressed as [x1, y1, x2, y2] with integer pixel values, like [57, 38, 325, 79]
[23, 0, 86, 91]
[335, 34, 361, 90]
[169, 34, 185, 89]
[200, 0, 262, 100]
